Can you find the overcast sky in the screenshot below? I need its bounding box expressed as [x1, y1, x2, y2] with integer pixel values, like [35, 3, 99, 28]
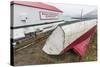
[47, 3, 97, 17]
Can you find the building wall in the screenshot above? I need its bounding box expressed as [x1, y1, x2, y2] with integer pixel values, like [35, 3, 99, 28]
[11, 4, 63, 40]
[13, 4, 63, 27]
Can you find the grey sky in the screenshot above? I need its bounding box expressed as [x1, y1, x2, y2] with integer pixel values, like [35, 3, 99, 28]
[47, 3, 97, 17]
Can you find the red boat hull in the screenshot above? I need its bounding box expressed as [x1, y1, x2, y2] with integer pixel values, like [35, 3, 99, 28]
[61, 25, 96, 56]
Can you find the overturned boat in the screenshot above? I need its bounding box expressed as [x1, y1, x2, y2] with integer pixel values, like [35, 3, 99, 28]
[43, 19, 97, 56]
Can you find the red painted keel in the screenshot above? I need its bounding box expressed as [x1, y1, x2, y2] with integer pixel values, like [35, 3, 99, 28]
[73, 36, 91, 56]
[61, 25, 96, 56]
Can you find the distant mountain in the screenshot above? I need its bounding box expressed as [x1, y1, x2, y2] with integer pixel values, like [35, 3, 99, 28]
[83, 9, 97, 19]
[71, 9, 97, 19]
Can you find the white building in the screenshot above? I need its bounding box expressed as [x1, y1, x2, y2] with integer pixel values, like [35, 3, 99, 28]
[11, 1, 64, 40]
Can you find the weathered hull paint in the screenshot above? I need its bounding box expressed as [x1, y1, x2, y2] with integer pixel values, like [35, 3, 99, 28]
[42, 19, 97, 56]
